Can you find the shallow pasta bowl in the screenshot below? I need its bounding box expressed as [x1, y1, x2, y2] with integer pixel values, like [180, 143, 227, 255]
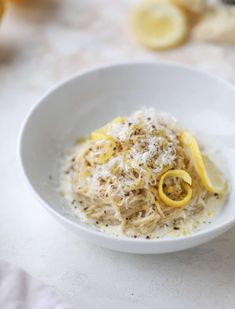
[19, 62, 235, 254]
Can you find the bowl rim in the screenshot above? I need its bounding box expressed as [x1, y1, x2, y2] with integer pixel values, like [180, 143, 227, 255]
[18, 60, 235, 245]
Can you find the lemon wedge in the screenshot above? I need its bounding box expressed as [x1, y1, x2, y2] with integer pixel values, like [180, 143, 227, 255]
[130, 0, 188, 50]
[159, 169, 192, 207]
[180, 131, 226, 194]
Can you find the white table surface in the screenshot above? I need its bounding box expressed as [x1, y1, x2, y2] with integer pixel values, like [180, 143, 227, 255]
[1, 1, 235, 308]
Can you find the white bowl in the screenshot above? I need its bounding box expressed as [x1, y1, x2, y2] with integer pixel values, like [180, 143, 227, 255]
[19, 62, 235, 254]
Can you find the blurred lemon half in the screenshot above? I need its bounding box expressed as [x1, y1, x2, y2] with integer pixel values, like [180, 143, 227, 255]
[180, 131, 227, 194]
[130, 0, 188, 50]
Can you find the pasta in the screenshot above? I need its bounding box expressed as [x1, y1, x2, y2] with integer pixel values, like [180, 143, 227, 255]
[60, 108, 227, 239]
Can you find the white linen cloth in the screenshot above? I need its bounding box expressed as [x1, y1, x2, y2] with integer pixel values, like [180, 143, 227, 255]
[0, 261, 73, 309]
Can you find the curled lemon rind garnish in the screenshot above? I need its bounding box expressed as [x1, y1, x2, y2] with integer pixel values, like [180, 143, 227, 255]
[90, 117, 125, 163]
[159, 169, 192, 208]
[180, 131, 226, 194]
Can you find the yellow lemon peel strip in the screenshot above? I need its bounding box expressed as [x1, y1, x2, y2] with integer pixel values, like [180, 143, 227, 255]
[91, 116, 125, 140]
[159, 169, 192, 207]
[90, 116, 125, 163]
[90, 132, 116, 164]
[91, 131, 111, 141]
[110, 116, 125, 125]
[180, 131, 226, 194]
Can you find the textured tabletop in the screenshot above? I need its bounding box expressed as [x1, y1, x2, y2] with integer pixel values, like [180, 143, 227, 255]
[1, 1, 235, 308]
